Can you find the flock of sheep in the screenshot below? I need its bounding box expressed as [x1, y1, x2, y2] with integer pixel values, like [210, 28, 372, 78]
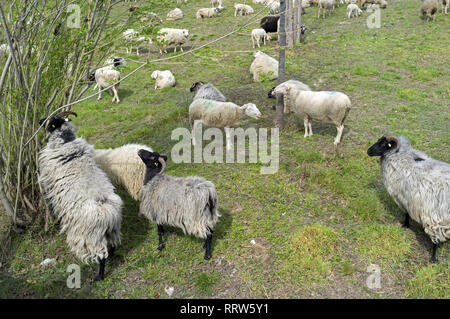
[34, 0, 449, 282]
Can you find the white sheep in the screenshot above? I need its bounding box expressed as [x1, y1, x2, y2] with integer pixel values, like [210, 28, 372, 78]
[318, 0, 336, 18]
[367, 136, 450, 262]
[421, 0, 438, 21]
[166, 8, 183, 21]
[443, 0, 448, 14]
[151, 70, 176, 90]
[250, 51, 278, 82]
[251, 28, 272, 48]
[138, 150, 220, 260]
[234, 3, 254, 16]
[269, 79, 312, 113]
[346, 3, 362, 18]
[91, 67, 121, 103]
[267, 0, 281, 13]
[196, 7, 221, 19]
[211, 0, 223, 7]
[94, 143, 153, 201]
[189, 99, 262, 150]
[156, 28, 189, 54]
[273, 84, 351, 145]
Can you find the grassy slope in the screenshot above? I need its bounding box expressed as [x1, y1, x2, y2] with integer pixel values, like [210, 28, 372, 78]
[1, 0, 449, 298]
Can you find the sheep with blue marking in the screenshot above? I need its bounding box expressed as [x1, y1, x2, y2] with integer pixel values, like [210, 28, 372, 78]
[38, 112, 122, 281]
[137, 150, 220, 260]
[367, 136, 450, 262]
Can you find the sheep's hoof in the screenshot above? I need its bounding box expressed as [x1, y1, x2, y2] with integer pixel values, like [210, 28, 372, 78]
[204, 254, 212, 261]
[94, 274, 104, 282]
[430, 256, 437, 263]
[157, 243, 164, 251]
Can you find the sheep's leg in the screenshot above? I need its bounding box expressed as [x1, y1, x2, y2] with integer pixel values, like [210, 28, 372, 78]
[303, 118, 309, 138]
[430, 243, 437, 263]
[112, 86, 120, 103]
[334, 125, 344, 145]
[252, 37, 255, 49]
[97, 86, 102, 100]
[94, 258, 106, 281]
[225, 127, 232, 150]
[204, 233, 213, 260]
[402, 213, 410, 228]
[180, 46, 184, 52]
[157, 224, 165, 251]
[192, 120, 201, 146]
[308, 122, 313, 137]
[257, 38, 260, 48]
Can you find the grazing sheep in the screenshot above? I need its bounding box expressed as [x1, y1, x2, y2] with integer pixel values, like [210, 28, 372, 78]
[318, 0, 336, 18]
[138, 150, 220, 260]
[346, 3, 362, 17]
[189, 99, 261, 150]
[234, 3, 255, 16]
[267, 0, 281, 13]
[123, 29, 149, 55]
[273, 84, 351, 145]
[38, 112, 122, 281]
[88, 66, 121, 103]
[421, 0, 438, 21]
[443, 0, 448, 14]
[367, 136, 450, 262]
[251, 28, 272, 48]
[260, 15, 280, 33]
[166, 8, 183, 21]
[156, 28, 189, 54]
[104, 56, 127, 68]
[94, 144, 153, 201]
[268, 79, 312, 113]
[197, 7, 221, 19]
[151, 70, 176, 90]
[211, 0, 223, 7]
[190, 81, 226, 102]
[250, 51, 278, 82]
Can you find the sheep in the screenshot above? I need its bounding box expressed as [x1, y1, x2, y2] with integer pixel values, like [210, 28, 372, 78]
[89, 66, 121, 103]
[104, 56, 127, 69]
[273, 83, 351, 145]
[234, 3, 254, 16]
[197, 7, 221, 19]
[137, 150, 220, 260]
[166, 8, 183, 21]
[122, 29, 149, 55]
[151, 70, 176, 90]
[318, 0, 336, 18]
[190, 81, 226, 102]
[253, 0, 266, 3]
[211, 0, 223, 7]
[94, 144, 153, 201]
[189, 99, 261, 150]
[443, 0, 449, 14]
[267, 0, 281, 13]
[251, 28, 272, 48]
[38, 112, 122, 281]
[421, 0, 438, 21]
[250, 51, 278, 82]
[260, 15, 280, 33]
[367, 136, 450, 262]
[346, 3, 362, 18]
[156, 28, 189, 54]
[268, 79, 312, 113]
[358, 0, 387, 8]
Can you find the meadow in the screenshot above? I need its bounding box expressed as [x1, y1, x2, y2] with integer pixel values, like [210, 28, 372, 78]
[0, 0, 448, 298]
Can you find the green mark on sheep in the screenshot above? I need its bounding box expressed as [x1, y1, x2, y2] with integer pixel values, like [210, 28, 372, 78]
[203, 100, 215, 110]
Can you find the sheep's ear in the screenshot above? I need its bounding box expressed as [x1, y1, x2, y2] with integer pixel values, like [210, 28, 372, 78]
[161, 155, 168, 161]
[39, 118, 47, 126]
[386, 136, 399, 150]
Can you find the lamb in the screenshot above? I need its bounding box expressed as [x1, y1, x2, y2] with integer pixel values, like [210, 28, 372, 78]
[189, 99, 261, 150]
[156, 28, 189, 54]
[89, 66, 121, 103]
[250, 51, 278, 82]
[443, 0, 449, 14]
[94, 143, 153, 201]
[166, 8, 183, 21]
[273, 84, 351, 145]
[137, 150, 220, 260]
[367, 136, 450, 262]
[234, 3, 255, 16]
[346, 3, 362, 18]
[421, 0, 438, 21]
[151, 70, 176, 90]
[268, 79, 311, 113]
[318, 0, 336, 18]
[38, 112, 122, 281]
[190, 81, 226, 102]
[197, 7, 221, 19]
[260, 15, 280, 33]
[251, 28, 272, 48]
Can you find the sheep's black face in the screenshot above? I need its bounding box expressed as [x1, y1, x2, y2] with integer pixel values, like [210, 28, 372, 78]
[190, 81, 204, 93]
[267, 87, 276, 99]
[39, 116, 68, 133]
[367, 136, 397, 157]
[138, 149, 167, 169]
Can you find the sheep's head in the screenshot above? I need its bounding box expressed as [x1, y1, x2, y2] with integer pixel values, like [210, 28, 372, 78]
[151, 71, 160, 79]
[182, 29, 189, 38]
[267, 86, 276, 99]
[242, 103, 261, 119]
[190, 81, 204, 92]
[39, 111, 78, 142]
[87, 68, 96, 82]
[138, 149, 168, 175]
[273, 84, 289, 95]
[253, 51, 263, 58]
[367, 136, 399, 157]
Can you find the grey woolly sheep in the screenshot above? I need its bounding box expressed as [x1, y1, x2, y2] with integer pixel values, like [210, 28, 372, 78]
[273, 83, 351, 145]
[189, 99, 262, 150]
[367, 136, 450, 262]
[421, 0, 438, 21]
[38, 112, 122, 281]
[94, 143, 153, 201]
[190, 81, 226, 102]
[137, 150, 220, 260]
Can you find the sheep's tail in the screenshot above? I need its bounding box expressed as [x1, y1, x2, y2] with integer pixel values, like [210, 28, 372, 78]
[201, 181, 220, 219]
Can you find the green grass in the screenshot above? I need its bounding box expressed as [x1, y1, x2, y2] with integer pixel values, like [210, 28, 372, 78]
[1, 0, 449, 298]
